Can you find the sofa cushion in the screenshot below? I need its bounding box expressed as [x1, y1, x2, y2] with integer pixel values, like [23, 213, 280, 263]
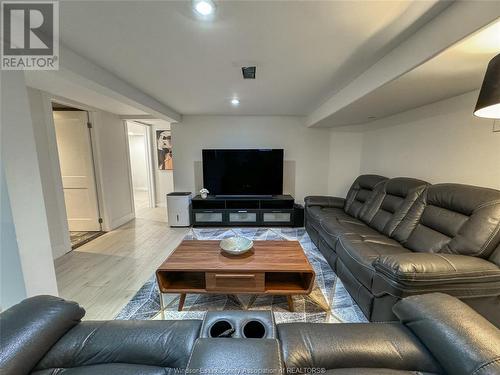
[34, 320, 202, 371]
[373, 253, 500, 284]
[320, 215, 381, 240]
[344, 175, 388, 218]
[324, 370, 439, 375]
[31, 364, 173, 375]
[277, 322, 442, 374]
[336, 235, 410, 289]
[307, 206, 351, 223]
[393, 184, 500, 257]
[358, 177, 428, 237]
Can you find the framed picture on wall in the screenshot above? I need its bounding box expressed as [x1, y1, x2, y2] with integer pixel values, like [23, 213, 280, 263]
[156, 130, 173, 170]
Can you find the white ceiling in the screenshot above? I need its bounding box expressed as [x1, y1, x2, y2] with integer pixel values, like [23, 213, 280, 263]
[58, 0, 450, 116]
[316, 19, 500, 127]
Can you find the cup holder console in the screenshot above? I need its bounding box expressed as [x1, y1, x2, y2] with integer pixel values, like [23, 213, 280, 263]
[201, 311, 275, 339]
[209, 320, 235, 338]
[242, 320, 266, 338]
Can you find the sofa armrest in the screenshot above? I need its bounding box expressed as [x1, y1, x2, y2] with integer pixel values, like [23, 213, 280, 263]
[277, 322, 442, 373]
[373, 253, 500, 283]
[0, 296, 85, 375]
[304, 196, 345, 209]
[394, 293, 500, 375]
[34, 320, 202, 371]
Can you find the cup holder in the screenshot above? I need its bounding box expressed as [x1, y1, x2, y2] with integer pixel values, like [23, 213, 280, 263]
[209, 320, 234, 338]
[242, 320, 267, 338]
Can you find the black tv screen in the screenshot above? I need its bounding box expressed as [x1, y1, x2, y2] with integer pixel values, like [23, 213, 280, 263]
[202, 149, 284, 196]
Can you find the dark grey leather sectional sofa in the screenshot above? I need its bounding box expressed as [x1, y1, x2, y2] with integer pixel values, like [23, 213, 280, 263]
[305, 175, 500, 326]
[1, 294, 500, 375]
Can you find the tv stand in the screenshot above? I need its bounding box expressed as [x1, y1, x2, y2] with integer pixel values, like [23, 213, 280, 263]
[191, 195, 295, 227]
[215, 194, 274, 198]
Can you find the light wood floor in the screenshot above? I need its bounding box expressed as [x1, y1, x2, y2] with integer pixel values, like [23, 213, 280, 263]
[55, 207, 188, 320]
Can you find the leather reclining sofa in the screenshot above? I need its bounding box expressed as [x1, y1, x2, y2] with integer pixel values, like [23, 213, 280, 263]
[305, 175, 500, 326]
[1, 294, 499, 375]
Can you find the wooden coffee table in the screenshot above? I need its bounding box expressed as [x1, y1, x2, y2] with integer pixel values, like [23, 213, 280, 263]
[156, 240, 315, 312]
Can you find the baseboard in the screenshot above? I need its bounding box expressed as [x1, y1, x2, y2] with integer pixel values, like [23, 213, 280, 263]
[52, 243, 72, 259]
[109, 212, 135, 230]
[156, 201, 166, 207]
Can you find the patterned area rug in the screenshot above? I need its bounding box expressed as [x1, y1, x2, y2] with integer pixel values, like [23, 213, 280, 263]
[115, 228, 367, 324]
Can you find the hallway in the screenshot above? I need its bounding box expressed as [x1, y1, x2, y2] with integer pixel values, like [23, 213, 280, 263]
[55, 207, 187, 319]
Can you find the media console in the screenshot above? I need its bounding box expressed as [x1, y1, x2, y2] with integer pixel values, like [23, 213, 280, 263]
[191, 194, 295, 227]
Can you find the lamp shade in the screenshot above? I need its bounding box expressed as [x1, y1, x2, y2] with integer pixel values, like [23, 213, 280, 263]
[474, 53, 500, 119]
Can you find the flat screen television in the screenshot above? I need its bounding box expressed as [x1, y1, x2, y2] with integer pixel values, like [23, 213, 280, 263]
[202, 149, 284, 196]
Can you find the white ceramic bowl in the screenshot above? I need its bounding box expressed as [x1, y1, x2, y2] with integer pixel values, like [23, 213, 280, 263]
[220, 236, 254, 255]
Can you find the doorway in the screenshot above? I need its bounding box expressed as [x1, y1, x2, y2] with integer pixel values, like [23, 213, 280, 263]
[127, 121, 155, 214]
[52, 103, 105, 249]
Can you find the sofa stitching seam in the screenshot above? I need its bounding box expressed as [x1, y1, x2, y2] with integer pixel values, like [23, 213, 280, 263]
[478, 220, 500, 255]
[471, 356, 500, 375]
[474, 200, 500, 211]
[435, 254, 457, 271]
[185, 338, 199, 370]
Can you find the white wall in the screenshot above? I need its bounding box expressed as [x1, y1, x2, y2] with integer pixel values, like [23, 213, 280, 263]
[328, 131, 363, 196]
[93, 111, 135, 230]
[1, 163, 27, 309]
[153, 124, 174, 206]
[171, 116, 331, 203]
[127, 124, 149, 191]
[1, 72, 58, 304]
[360, 90, 500, 189]
[28, 89, 72, 258]
[26, 89, 135, 258]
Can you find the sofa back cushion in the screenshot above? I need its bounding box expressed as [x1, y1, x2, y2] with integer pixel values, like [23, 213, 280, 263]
[393, 184, 500, 257]
[344, 174, 387, 218]
[359, 177, 428, 237]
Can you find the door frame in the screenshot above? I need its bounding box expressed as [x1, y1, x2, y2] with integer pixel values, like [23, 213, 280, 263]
[124, 120, 156, 211]
[42, 94, 110, 237]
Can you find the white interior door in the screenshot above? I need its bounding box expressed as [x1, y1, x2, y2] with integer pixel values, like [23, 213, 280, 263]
[53, 110, 101, 231]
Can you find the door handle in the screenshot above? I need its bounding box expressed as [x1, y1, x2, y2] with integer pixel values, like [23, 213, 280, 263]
[215, 274, 255, 279]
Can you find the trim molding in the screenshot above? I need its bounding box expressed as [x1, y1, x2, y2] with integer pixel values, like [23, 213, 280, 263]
[109, 212, 135, 230]
[52, 243, 71, 259]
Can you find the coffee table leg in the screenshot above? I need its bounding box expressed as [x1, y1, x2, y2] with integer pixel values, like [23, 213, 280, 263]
[159, 291, 165, 319]
[287, 296, 294, 312]
[178, 293, 186, 311]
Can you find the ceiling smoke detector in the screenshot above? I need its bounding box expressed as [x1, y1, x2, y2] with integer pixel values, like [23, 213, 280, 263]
[242, 66, 256, 79]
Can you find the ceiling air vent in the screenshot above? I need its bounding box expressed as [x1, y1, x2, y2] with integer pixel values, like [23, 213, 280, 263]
[242, 66, 256, 79]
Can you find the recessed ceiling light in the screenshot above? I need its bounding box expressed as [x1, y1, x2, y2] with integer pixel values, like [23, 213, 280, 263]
[231, 98, 240, 106]
[193, 0, 215, 16]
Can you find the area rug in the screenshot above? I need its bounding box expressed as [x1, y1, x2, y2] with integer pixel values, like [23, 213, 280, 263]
[115, 227, 367, 323]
